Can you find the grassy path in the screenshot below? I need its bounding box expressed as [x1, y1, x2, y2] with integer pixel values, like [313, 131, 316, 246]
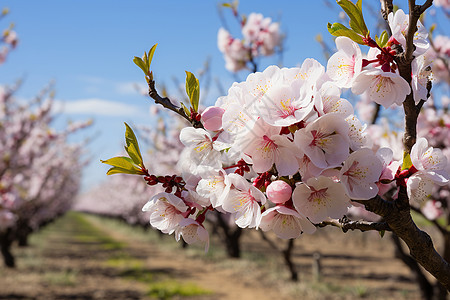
[0, 212, 287, 300]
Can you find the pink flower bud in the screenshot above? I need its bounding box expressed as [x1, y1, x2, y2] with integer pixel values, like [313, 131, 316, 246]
[266, 180, 292, 204]
[201, 106, 224, 131]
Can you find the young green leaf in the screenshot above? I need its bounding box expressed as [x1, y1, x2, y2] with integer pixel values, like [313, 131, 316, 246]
[133, 56, 148, 75]
[185, 71, 200, 112]
[101, 156, 145, 175]
[375, 30, 389, 48]
[180, 102, 191, 117]
[402, 152, 413, 171]
[133, 43, 158, 77]
[147, 43, 158, 71]
[124, 122, 143, 166]
[327, 22, 364, 44]
[337, 0, 368, 36]
[101, 156, 135, 169]
[105, 166, 144, 176]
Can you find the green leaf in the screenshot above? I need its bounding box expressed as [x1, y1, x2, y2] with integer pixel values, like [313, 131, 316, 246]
[101, 156, 135, 169]
[106, 166, 143, 176]
[147, 43, 158, 71]
[402, 152, 413, 171]
[337, 0, 368, 36]
[327, 22, 364, 44]
[379, 230, 385, 238]
[180, 102, 190, 117]
[185, 71, 200, 112]
[375, 30, 389, 48]
[133, 56, 148, 75]
[133, 43, 158, 77]
[124, 122, 143, 166]
[101, 156, 144, 175]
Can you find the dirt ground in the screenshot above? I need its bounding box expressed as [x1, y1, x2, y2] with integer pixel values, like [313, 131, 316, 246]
[0, 212, 437, 299]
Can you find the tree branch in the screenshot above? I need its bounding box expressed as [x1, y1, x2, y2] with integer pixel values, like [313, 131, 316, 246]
[354, 193, 450, 290]
[317, 217, 391, 233]
[380, 0, 394, 22]
[147, 78, 203, 128]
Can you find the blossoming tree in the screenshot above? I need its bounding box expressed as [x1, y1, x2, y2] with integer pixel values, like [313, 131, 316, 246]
[0, 10, 90, 267]
[103, 0, 450, 290]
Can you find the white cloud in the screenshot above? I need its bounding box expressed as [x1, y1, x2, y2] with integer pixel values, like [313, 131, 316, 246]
[53, 98, 146, 117]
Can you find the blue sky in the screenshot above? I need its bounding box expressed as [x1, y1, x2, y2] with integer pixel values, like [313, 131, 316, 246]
[1, 1, 446, 190]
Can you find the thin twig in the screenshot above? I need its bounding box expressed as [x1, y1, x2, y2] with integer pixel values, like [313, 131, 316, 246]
[147, 78, 203, 128]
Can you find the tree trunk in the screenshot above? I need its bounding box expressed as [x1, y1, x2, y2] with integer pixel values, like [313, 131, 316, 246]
[282, 239, 298, 281]
[0, 228, 15, 268]
[216, 213, 242, 258]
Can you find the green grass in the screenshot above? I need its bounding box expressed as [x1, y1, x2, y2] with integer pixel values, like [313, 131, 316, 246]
[43, 270, 78, 286]
[147, 280, 212, 300]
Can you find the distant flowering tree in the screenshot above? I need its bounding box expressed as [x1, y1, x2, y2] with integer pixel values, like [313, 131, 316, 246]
[0, 9, 90, 267]
[217, 3, 282, 72]
[103, 0, 450, 291]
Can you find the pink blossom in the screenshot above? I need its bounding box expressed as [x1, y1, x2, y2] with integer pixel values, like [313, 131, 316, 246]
[352, 68, 411, 108]
[237, 119, 299, 176]
[388, 9, 429, 56]
[421, 200, 443, 220]
[345, 114, 371, 151]
[407, 173, 435, 205]
[339, 148, 384, 200]
[142, 192, 188, 234]
[179, 127, 222, 174]
[259, 206, 315, 239]
[294, 114, 350, 169]
[175, 218, 209, 252]
[242, 13, 281, 56]
[376, 148, 401, 196]
[314, 82, 353, 117]
[257, 84, 314, 126]
[293, 176, 351, 223]
[434, 0, 450, 8]
[221, 173, 266, 228]
[327, 36, 363, 88]
[410, 137, 449, 185]
[196, 169, 231, 208]
[411, 52, 433, 105]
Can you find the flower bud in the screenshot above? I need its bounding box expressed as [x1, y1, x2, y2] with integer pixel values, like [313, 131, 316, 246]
[266, 180, 292, 204]
[201, 106, 224, 131]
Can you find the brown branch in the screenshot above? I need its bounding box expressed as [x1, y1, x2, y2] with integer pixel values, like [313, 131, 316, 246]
[391, 233, 434, 300]
[354, 193, 450, 290]
[147, 78, 203, 128]
[380, 0, 394, 22]
[395, 0, 434, 153]
[317, 217, 391, 233]
[371, 103, 381, 124]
